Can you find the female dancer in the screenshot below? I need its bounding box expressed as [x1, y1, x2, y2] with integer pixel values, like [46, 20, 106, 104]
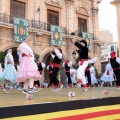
[17, 37, 41, 94]
[100, 60, 114, 88]
[0, 49, 17, 93]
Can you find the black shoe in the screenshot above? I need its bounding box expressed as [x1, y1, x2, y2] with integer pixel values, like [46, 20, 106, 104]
[23, 89, 28, 94]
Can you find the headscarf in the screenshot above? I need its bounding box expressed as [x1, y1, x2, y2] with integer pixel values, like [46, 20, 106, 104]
[110, 51, 116, 59]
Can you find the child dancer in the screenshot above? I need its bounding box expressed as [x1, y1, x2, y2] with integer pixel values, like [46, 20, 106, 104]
[101, 59, 114, 88]
[63, 60, 72, 87]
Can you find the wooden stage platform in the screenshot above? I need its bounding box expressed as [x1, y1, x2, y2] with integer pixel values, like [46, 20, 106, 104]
[0, 86, 120, 107]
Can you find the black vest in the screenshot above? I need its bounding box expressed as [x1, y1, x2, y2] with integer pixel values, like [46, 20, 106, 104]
[37, 63, 43, 71]
[110, 57, 120, 69]
[49, 65, 53, 72]
[65, 64, 70, 71]
[53, 56, 61, 64]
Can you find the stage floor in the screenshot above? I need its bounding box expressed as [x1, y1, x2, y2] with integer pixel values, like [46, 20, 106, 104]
[0, 86, 120, 107]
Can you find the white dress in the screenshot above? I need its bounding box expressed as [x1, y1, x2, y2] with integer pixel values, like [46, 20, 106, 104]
[0, 53, 17, 83]
[70, 68, 77, 83]
[17, 42, 41, 82]
[100, 63, 114, 82]
[90, 66, 98, 84]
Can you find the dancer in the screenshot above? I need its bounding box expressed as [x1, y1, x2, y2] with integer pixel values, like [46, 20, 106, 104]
[71, 38, 88, 92]
[85, 65, 91, 89]
[63, 60, 72, 87]
[86, 57, 97, 89]
[47, 62, 53, 87]
[70, 66, 77, 87]
[50, 45, 63, 91]
[0, 49, 17, 93]
[100, 60, 114, 88]
[90, 64, 98, 87]
[17, 37, 41, 94]
[109, 51, 120, 90]
[16, 63, 23, 90]
[34, 58, 45, 89]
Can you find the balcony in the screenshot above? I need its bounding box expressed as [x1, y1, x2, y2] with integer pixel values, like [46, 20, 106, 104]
[0, 13, 66, 34]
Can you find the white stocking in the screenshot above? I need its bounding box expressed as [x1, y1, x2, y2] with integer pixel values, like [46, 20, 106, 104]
[29, 79, 34, 88]
[23, 79, 29, 90]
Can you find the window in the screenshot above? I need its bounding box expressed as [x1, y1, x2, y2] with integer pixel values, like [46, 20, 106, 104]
[110, 45, 114, 51]
[78, 18, 87, 37]
[10, 0, 26, 23]
[47, 10, 59, 30]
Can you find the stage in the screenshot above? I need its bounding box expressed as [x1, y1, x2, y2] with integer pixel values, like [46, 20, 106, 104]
[0, 87, 120, 120]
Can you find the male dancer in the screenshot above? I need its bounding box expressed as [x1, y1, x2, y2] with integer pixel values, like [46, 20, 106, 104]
[85, 65, 91, 89]
[71, 38, 88, 92]
[34, 58, 45, 89]
[63, 60, 72, 87]
[50, 46, 63, 91]
[47, 62, 53, 87]
[109, 51, 120, 90]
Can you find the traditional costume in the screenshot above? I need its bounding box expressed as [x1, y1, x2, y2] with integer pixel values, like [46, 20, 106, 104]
[51, 48, 63, 91]
[34, 60, 45, 88]
[85, 65, 91, 88]
[87, 57, 97, 88]
[0, 50, 17, 93]
[109, 51, 120, 90]
[74, 40, 88, 92]
[90, 65, 98, 85]
[17, 40, 41, 94]
[70, 67, 77, 86]
[100, 62, 114, 87]
[47, 62, 53, 87]
[63, 60, 72, 87]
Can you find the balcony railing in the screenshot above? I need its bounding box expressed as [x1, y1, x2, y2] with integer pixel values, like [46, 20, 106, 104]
[75, 30, 82, 37]
[0, 13, 66, 34]
[75, 29, 94, 39]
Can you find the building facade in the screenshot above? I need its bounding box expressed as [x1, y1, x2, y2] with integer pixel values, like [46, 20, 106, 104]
[101, 43, 118, 73]
[0, 0, 101, 83]
[111, 0, 120, 57]
[99, 29, 113, 43]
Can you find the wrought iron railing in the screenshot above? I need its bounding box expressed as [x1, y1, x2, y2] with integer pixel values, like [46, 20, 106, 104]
[0, 13, 66, 34]
[75, 29, 94, 39]
[75, 29, 82, 37]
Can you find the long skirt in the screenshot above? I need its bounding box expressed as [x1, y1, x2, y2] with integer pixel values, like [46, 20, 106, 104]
[91, 73, 98, 84]
[0, 64, 17, 84]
